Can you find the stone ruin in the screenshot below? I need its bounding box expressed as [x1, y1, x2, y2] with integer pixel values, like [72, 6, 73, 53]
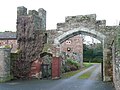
[14, 6, 47, 78]
[12, 6, 120, 89]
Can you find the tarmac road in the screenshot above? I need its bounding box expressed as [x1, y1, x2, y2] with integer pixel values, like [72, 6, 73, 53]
[0, 64, 115, 90]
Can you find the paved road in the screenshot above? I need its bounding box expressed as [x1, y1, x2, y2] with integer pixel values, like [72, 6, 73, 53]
[0, 64, 115, 90]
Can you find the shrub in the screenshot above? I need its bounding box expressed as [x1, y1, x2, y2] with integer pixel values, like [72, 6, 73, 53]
[64, 59, 80, 72]
[61, 67, 65, 73]
[64, 66, 71, 72]
[70, 65, 77, 71]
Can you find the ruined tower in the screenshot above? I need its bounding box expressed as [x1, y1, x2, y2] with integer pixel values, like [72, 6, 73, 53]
[15, 6, 47, 78]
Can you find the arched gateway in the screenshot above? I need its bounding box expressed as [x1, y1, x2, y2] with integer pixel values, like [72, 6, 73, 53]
[54, 27, 105, 44]
[54, 27, 106, 79]
[47, 14, 119, 81]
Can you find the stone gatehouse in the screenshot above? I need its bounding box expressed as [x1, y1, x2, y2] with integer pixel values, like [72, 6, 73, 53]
[0, 6, 120, 90]
[16, 6, 120, 84]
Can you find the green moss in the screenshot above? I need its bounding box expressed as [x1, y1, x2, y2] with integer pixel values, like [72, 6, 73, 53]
[4, 45, 11, 49]
[78, 67, 96, 79]
[78, 71, 92, 79]
[42, 44, 52, 52]
[0, 75, 12, 83]
[62, 69, 81, 78]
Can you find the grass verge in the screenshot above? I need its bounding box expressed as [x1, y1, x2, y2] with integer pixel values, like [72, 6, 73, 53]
[62, 63, 93, 79]
[78, 67, 96, 79]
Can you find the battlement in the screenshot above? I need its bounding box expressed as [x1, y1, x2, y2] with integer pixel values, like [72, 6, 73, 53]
[17, 6, 46, 16]
[65, 14, 96, 23]
[17, 6, 27, 16]
[28, 10, 38, 16]
[57, 14, 97, 31]
[96, 20, 106, 26]
[17, 6, 46, 30]
[38, 8, 46, 16]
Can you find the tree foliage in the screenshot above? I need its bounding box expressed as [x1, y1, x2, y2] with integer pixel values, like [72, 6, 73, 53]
[83, 43, 103, 63]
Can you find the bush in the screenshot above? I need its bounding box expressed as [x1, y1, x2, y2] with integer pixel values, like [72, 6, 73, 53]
[64, 66, 71, 72]
[66, 59, 80, 68]
[70, 65, 77, 71]
[64, 59, 80, 71]
[61, 67, 65, 73]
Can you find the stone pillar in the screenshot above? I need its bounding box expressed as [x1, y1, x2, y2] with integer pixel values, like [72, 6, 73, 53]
[38, 8, 46, 30]
[52, 57, 61, 79]
[52, 44, 61, 57]
[113, 29, 120, 90]
[103, 39, 113, 81]
[0, 48, 11, 82]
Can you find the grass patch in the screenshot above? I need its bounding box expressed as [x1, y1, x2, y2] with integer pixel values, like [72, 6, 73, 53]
[83, 62, 93, 68]
[62, 63, 93, 79]
[78, 72, 91, 79]
[78, 67, 96, 79]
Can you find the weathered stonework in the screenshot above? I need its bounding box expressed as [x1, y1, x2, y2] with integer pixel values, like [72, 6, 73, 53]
[52, 14, 119, 82]
[112, 26, 120, 90]
[57, 14, 96, 31]
[44, 14, 118, 82]
[38, 8, 46, 30]
[15, 6, 47, 78]
[0, 48, 11, 82]
[15, 6, 120, 88]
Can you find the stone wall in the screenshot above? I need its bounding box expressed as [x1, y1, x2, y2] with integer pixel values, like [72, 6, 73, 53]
[0, 48, 11, 82]
[113, 26, 120, 90]
[15, 6, 47, 78]
[102, 26, 118, 81]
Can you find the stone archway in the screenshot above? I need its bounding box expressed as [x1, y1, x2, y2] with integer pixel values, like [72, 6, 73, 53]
[53, 27, 110, 81]
[16, 6, 118, 82]
[49, 14, 117, 81]
[54, 27, 105, 44]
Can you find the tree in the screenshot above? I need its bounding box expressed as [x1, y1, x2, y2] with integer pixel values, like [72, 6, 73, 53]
[83, 43, 103, 63]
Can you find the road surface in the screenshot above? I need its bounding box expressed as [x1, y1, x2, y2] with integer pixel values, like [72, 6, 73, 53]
[0, 64, 115, 90]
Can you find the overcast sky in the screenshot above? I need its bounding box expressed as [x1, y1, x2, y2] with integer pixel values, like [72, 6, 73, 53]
[0, 0, 120, 32]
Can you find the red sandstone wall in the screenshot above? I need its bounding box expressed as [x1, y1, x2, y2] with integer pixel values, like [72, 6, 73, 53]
[61, 35, 83, 55]
[29, 60, 42, 78]
[52, 57, 61, 79]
